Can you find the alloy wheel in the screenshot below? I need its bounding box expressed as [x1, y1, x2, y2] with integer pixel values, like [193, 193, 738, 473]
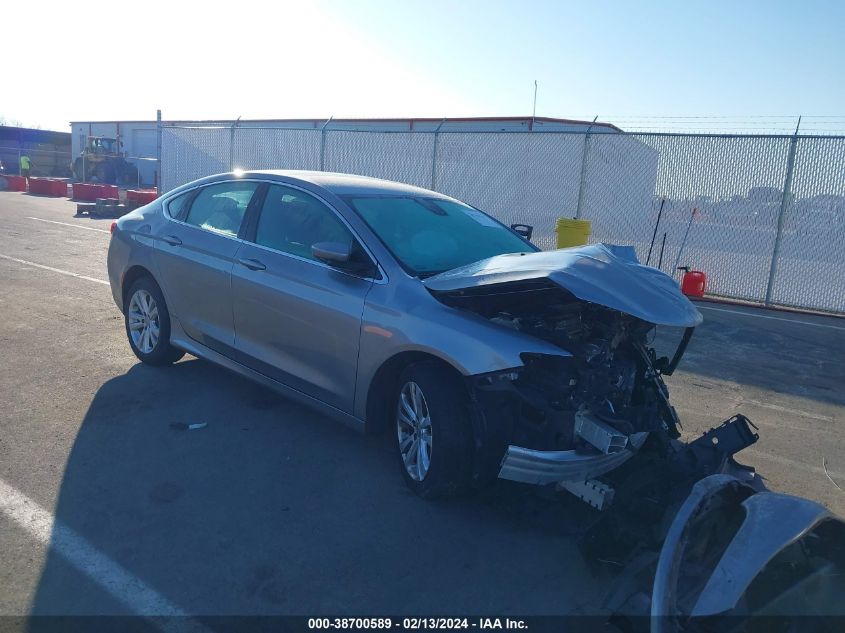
[397, 381, 433, 481]
[128, 289, 160, 354]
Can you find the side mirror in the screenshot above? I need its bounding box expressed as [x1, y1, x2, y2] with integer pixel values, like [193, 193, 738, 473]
[511, 223, 534, 240]
[312, 241, 351, 265]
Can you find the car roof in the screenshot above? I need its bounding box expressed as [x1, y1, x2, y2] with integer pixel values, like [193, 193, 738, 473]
[245, 170, 453, 199]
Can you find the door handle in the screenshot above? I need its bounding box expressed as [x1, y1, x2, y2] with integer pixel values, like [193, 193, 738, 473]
[237, 257, 266, 271]
[161, 235, 182, 246]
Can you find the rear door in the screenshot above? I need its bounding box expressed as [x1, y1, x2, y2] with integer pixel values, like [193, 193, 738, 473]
[231, 183, 376, 413]
[153, 180, 260, 351]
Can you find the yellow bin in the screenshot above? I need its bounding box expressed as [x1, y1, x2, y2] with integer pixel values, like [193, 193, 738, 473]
[555, 218, 592, 248]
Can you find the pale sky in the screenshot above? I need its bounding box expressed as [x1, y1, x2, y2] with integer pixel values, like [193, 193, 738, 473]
[4, 0, 844, 133]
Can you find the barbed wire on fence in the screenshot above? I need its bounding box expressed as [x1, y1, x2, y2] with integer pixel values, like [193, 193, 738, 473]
[571, 114, 845, 135]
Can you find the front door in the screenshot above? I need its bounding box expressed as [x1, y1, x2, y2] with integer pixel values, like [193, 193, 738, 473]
[231, 183, 375, 413]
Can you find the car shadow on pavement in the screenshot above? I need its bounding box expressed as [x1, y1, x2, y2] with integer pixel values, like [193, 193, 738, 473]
[30, 358, 610, 619]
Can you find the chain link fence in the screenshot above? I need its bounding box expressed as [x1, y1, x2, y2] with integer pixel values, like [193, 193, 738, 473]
[0, 146, 159, 187]
[160, 124, 845, 314]
[0, 145, 72, 178]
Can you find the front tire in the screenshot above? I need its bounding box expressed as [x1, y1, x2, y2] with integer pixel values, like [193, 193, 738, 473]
[96, 162, 116, 184]
[395, 362, 473, 498]
[124, 277, 185, 366]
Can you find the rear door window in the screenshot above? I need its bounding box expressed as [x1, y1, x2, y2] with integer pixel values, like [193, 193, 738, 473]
[184, 181, 259, 237]
[165, 191, 193, 220]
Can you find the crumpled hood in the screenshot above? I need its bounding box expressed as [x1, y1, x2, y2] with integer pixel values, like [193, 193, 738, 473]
[423, 243, 703, 327]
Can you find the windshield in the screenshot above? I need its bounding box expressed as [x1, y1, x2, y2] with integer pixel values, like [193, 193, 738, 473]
[344, 196, 536, 276]
[90, 138, 117, 153]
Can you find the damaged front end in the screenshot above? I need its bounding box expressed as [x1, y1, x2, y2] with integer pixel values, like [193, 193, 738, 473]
[425, 243, 845, 629]
[463, 302, 690, 506]
[425, 243, 741, 509]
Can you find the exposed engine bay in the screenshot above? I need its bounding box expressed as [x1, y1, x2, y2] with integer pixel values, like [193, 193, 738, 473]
[430, 277, 716, 508]
[487, 294, 683, 454]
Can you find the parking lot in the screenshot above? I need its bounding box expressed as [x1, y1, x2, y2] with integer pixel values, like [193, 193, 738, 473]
[1, 190, 844, 619]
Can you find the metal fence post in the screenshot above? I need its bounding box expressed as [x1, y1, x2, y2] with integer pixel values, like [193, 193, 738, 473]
[319, 116, 333, 171]
[156, 109, 162, 191]
[229, 127, 235, 170]
[430, 118, 446, 191]
[764, 127, 800, 305]
[574, 116, 598, 219]
[229, 116, 241, 171]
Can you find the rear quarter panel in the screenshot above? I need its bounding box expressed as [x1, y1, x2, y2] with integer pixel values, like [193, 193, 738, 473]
[108, 201, 171, 312]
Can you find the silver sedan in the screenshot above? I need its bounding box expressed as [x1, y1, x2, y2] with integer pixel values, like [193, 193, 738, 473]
[108, 170, 701, 499]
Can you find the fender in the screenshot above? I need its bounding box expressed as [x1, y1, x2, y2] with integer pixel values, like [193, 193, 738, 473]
[353, 278, 571, 421]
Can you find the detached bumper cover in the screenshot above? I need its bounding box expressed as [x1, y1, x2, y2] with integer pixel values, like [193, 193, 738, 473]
[498, 432, 649, 485]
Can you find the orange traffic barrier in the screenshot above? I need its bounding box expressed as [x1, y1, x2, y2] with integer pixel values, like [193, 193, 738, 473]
[73, 182, 99, 201]
[28, 178, 68, 197]
[1, 175, 28, 191]
[51, 180, 68, 196]
[99, 184, 119, 199]
[127, 189, 158, 205]
[73, 183, 118, 201]
[28, 178, 52, 195]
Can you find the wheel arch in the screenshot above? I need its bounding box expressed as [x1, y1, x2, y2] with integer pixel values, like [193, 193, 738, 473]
[121, 265, 157, 311]
[363, 351, 464, 435]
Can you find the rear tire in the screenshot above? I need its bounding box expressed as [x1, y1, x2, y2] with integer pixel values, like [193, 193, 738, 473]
[124, 277, 185, 366]
[394, 362, 473, 498]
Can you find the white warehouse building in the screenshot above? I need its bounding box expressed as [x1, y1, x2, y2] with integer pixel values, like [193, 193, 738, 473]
[70, 116, 621, 188]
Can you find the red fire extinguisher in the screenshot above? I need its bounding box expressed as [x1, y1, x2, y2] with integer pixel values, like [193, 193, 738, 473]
[677, 266, 706, 298]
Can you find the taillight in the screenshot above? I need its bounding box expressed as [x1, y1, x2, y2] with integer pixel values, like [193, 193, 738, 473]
[110, 221, 117, 235]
